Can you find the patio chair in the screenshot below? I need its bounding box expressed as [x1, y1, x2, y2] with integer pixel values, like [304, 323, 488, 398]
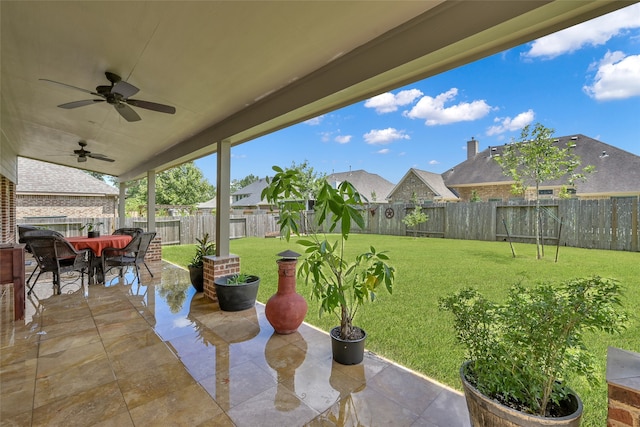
[23, 233, 91, 295]
[18, 226, 65, 287]
[113, 227, 144, 238]
[102, 231, 156, 284]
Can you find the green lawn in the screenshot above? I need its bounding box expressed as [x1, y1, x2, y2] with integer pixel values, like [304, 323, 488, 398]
[163, 235, 640, 427]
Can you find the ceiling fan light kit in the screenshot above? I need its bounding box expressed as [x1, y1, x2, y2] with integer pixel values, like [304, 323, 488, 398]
[41, 71, 176, 122]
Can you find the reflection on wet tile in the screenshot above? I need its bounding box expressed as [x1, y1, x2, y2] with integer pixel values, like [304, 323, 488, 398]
[3, 261, 469, 426]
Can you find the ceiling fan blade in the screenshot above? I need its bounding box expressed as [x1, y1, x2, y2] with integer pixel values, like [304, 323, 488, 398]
[126, 99, 176, 114]
[39, 78, 95, 95]
[58, 99, 105, 109]
[113, 81, 139, 98]
[87, 153, 115, 162]
[114, 103, 141, 122]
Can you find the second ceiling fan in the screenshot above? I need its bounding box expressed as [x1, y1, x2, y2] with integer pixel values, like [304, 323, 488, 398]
[41, 71, 176, 122]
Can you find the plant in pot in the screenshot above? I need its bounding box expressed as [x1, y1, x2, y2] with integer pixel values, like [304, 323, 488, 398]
[262, 165, 395, 365]
[79, 222, 103, 238]
[213, 273, 261, 312]
[188, 233, 215, 292]
[438, 276, 628, 426]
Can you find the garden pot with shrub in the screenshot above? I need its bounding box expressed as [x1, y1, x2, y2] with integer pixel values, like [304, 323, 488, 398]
[188, 233, 215, 292]
[262, 165, 395, 365]
[439, 276, 628, 427]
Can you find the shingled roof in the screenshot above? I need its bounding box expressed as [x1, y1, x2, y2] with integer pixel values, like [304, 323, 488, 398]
[442, 134, 640, 197]
[326, 169, 395, 202]
[17, 157, 118, 196]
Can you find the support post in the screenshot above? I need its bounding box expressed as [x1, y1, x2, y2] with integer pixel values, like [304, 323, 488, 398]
[216, 140, 231, 256]
[147, 170, 156, 232]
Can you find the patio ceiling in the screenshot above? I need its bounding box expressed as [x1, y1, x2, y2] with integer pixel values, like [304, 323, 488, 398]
[1, 1, 631, 182]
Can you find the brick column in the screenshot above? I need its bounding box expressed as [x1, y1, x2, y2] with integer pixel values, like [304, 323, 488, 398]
[203, 254, 240, 302]
[1, 175, 17, 244]
[145, 236, 162, 262]
[607, 347, 640, 426]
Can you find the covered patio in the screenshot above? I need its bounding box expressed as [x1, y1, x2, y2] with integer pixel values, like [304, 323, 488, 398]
[2, 260, 469, 426]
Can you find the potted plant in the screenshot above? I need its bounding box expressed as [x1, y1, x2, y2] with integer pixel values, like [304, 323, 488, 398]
[213, 273, 261, 312]
[262, 165, 395, 365]
[438, 276, 628, 426]
[79, 221, 103, 238]
[188, 233, 215, 292]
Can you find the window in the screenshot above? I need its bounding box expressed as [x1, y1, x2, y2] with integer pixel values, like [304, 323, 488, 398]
[538, 189, 553, 195]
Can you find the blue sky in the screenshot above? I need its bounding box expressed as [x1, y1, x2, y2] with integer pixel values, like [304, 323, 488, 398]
[196, 4, 640, 185]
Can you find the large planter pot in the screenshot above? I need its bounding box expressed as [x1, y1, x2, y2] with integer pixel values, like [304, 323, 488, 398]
[330, 326, 367, 365]
[88, 231, 100, 238]
[460, 362, 583, 427]
[214, 275, 260, 312]
[265, 258, 308, 334]
[188, 265, 204, 292]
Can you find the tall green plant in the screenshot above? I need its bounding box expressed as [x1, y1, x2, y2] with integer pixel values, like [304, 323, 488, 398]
[439, 276, 627, 417]
[262, 165, 395, 340]
[494, 123, 593, 259]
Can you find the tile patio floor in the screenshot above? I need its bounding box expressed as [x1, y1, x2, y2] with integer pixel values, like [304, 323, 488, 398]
[1, 260, 470, 426]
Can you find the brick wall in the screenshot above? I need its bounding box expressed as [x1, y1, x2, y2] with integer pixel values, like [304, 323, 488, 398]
[16, 194, 117, 219]
[1, 175, 17, 243]
[607, 347, 640, 426]
[203, 254, 240, 302]
[145, 236, 162, 262]
[389, 175, 437, 203]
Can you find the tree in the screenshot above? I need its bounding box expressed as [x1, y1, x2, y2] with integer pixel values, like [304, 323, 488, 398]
[495, 123, 593, 259]
[124, 162, 215, 215]
[286, 160, 326, 209]
[231, 174, 260, 193]
[402, 192, 428, 238]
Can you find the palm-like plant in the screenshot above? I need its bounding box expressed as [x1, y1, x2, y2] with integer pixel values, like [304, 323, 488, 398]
[262, 165, 395, 340]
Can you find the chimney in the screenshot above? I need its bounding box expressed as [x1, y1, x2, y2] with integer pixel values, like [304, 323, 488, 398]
[467, 137, 478, 160]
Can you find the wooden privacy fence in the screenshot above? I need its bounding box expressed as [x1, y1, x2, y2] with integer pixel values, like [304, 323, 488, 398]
[17, 197, 638, 252]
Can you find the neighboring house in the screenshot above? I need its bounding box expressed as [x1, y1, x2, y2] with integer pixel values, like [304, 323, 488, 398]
[325, 170, 395, 203]
[231, 178, 273, 211]
[388, 168, 458, 203]
[16, 157, 118, 219]
[442, 135, 640, 202]
[196, 197, 216, 214]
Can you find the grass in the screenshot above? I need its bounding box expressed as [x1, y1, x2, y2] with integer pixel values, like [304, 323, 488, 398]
[162, 235, 640, 427]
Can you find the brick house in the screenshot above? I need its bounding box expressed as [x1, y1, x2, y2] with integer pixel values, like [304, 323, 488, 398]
[442, 135, 640, 202]
[16, 157, 118, 220]
[387, 168, 458, 203]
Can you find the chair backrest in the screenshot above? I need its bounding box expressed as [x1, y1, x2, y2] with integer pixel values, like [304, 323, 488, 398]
[23, 234, 80, 270]
[113, 227, 144, 238]
[135, 232, 156, 263]
[20, 228, 65, 253]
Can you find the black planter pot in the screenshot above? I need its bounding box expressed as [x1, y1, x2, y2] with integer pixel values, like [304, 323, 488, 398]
[87, 231, 100, 238]
[214, 275, 260, 312]
[189, 265, 204, 292]
[330, 326, 367, 365]
[460, 361, 583, 427]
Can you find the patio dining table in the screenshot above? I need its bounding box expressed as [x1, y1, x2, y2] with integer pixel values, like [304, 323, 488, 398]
[67, 235, 132, 284]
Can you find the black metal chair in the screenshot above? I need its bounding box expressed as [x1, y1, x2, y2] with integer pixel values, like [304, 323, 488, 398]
[22, 233, 91, 295]
[102, 232, 156, 284]
[113, 227, 144, 238]
[18, 226, 65, 287]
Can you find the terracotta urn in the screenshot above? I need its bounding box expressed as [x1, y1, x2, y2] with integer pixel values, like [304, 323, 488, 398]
[265, 250, 308, 334]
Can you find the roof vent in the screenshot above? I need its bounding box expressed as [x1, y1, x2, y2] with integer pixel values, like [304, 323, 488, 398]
[553, 139, 559, 142]
[600, 151, 609, 158]
[571, 136, 578, 140]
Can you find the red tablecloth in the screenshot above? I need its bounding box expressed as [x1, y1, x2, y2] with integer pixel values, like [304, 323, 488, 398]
[67, 235, 132, 257]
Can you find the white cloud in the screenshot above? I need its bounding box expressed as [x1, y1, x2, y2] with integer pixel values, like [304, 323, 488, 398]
[363, 128, 410, 145]
[523, 3, 640, 59]
[364, 89, 423, 114]
[335, 135, 352, 144]
[377, 149, 390, 154]
[486, 110, 535, 136]
[428, 160, 440, 165]
[583, 51, 640, 100]
[404, 88, 492, 125]
[304, 115, 324, 125]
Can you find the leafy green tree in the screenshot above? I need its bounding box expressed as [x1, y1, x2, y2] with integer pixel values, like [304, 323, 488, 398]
[288, 160, 326, 204]
[495, 123, 593, 259]
[124, 162, 215, 216]
[231, 174, 260, 193]
[402, 192, 428, 238]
